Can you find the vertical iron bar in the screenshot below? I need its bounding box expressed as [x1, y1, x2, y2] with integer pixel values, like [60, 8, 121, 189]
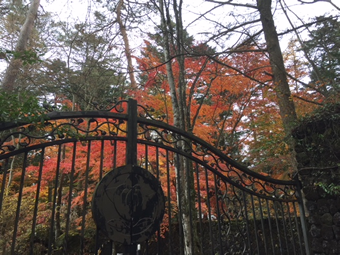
[144, 144, 149, 253]
[29, 148, 45, 254]
[258, 197, 269, 254]
[155, 146, 160, 180]
[113, 140, 117, 169]
[80, 141, 92, 254]
[96, 140, 104, 251]
[0, 159, 7, 255]
[266, 199, 277, 254]
[286, 202, 297, 255]
[279, 202, 290, 254]
[145, 143, 149, 169]
[11, 152, 28, 254]
[166, 150, 172, 255]
[292, 202, 304, 254]
[242, 190, 252, 254]
[250, 194, 260, 254]
[0, 158, 9, 213]
[109, 241, 113, 254]
[99, 139, 105, 180]
[64, 141, 77, 254]
[296, 184, 311, 255]
[213, 174, 223, 255]
[124, 100, 138, 255]
[185, 157, 194, 255]
[156, 147, 161, 255]
[204, 166, 214, 255]
[224, 183, 230, 251]
[95, 140, 104, 254]
[272, 200, 283, 254]
[273, 201, 284, 255]
[48, 144, 62, 255]
[175, 153, 183, 255]
[126, 99, 138, 166]
[145, 240, 149, 254]
[195, 164, 204, 255]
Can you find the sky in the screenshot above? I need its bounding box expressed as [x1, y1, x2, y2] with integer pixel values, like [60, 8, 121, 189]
[40, 0, 338, 52]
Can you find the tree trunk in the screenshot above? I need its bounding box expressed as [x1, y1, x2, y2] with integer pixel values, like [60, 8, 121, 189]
[116, 0, 137, 90]
[158, 1, 200, 254]
[257, 0, 298, 170]
[257, 0, 297, 135]
[158, 0, 182, 129]
[1, 0, 40, 92]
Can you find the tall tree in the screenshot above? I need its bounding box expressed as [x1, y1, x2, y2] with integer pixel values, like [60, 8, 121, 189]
[137, 14, 274, 250]
[157, 1, 196, 253]
[203, 0, 300, 171]
[303, 15, 340, 99]
[1, 0, 40, 92]
[47, 23, 127, 110]
[256, 0, 298, 136]
[206, 0, 298, 138]
[116, 0, 137, 90]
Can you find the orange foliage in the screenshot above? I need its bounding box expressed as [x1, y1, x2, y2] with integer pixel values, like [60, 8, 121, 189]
[136, 41, 274, 161]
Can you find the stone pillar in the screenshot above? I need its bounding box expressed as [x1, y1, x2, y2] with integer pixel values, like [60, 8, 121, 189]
[298, 166, 340, 255]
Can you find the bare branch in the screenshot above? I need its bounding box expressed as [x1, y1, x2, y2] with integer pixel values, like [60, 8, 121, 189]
[292, 94, 324, 105]
[297, 0, 340, 11]
[205, 0, 257, 9]
[208, 54, 268, 86]
[279, 0, 323, 85]
[277, 16, 340, 36]
[185, 3, 225, 30]
[188, 57, 210, 129]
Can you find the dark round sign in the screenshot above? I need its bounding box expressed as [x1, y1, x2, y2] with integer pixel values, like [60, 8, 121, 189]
[92, 165, 165, 244]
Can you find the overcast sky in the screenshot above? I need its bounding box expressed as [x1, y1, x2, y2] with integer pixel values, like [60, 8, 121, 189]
[41, 0, 338, 51]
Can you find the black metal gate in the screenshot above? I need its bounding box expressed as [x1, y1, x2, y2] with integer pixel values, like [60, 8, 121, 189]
[0, 99, 310, 254]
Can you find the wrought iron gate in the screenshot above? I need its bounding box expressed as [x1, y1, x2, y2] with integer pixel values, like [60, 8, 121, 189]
[0, 99, 310, 254]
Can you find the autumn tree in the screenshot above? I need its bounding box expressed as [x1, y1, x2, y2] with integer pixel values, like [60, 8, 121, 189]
[198, 0, 339, 174]
[204, 0, 297, 141]
[156, 2, 200, 252]
[137, 22, 275, 251]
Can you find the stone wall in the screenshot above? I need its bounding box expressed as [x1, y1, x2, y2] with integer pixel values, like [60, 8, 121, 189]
[298, 167, 340, 255]
[293, 103, 340, 169]
[293, 103, 340, 254]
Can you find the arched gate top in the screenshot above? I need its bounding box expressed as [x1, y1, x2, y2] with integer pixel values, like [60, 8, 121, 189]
[0, 99, 299, 200]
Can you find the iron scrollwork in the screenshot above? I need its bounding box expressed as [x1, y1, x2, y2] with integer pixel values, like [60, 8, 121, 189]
[0, 117, 127, 155]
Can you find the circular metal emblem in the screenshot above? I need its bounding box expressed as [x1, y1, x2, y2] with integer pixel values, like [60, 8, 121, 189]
[92, 165, 165, 244]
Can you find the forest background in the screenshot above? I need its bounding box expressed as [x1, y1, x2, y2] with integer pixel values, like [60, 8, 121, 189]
[1, 0, 340, 254]
[0, 0, 339, 177]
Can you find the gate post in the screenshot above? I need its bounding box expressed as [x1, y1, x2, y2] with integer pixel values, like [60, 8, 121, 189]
[295, 174, 312, 255]
[126, 99, 138, 166]
[125, 98, 138, 255]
